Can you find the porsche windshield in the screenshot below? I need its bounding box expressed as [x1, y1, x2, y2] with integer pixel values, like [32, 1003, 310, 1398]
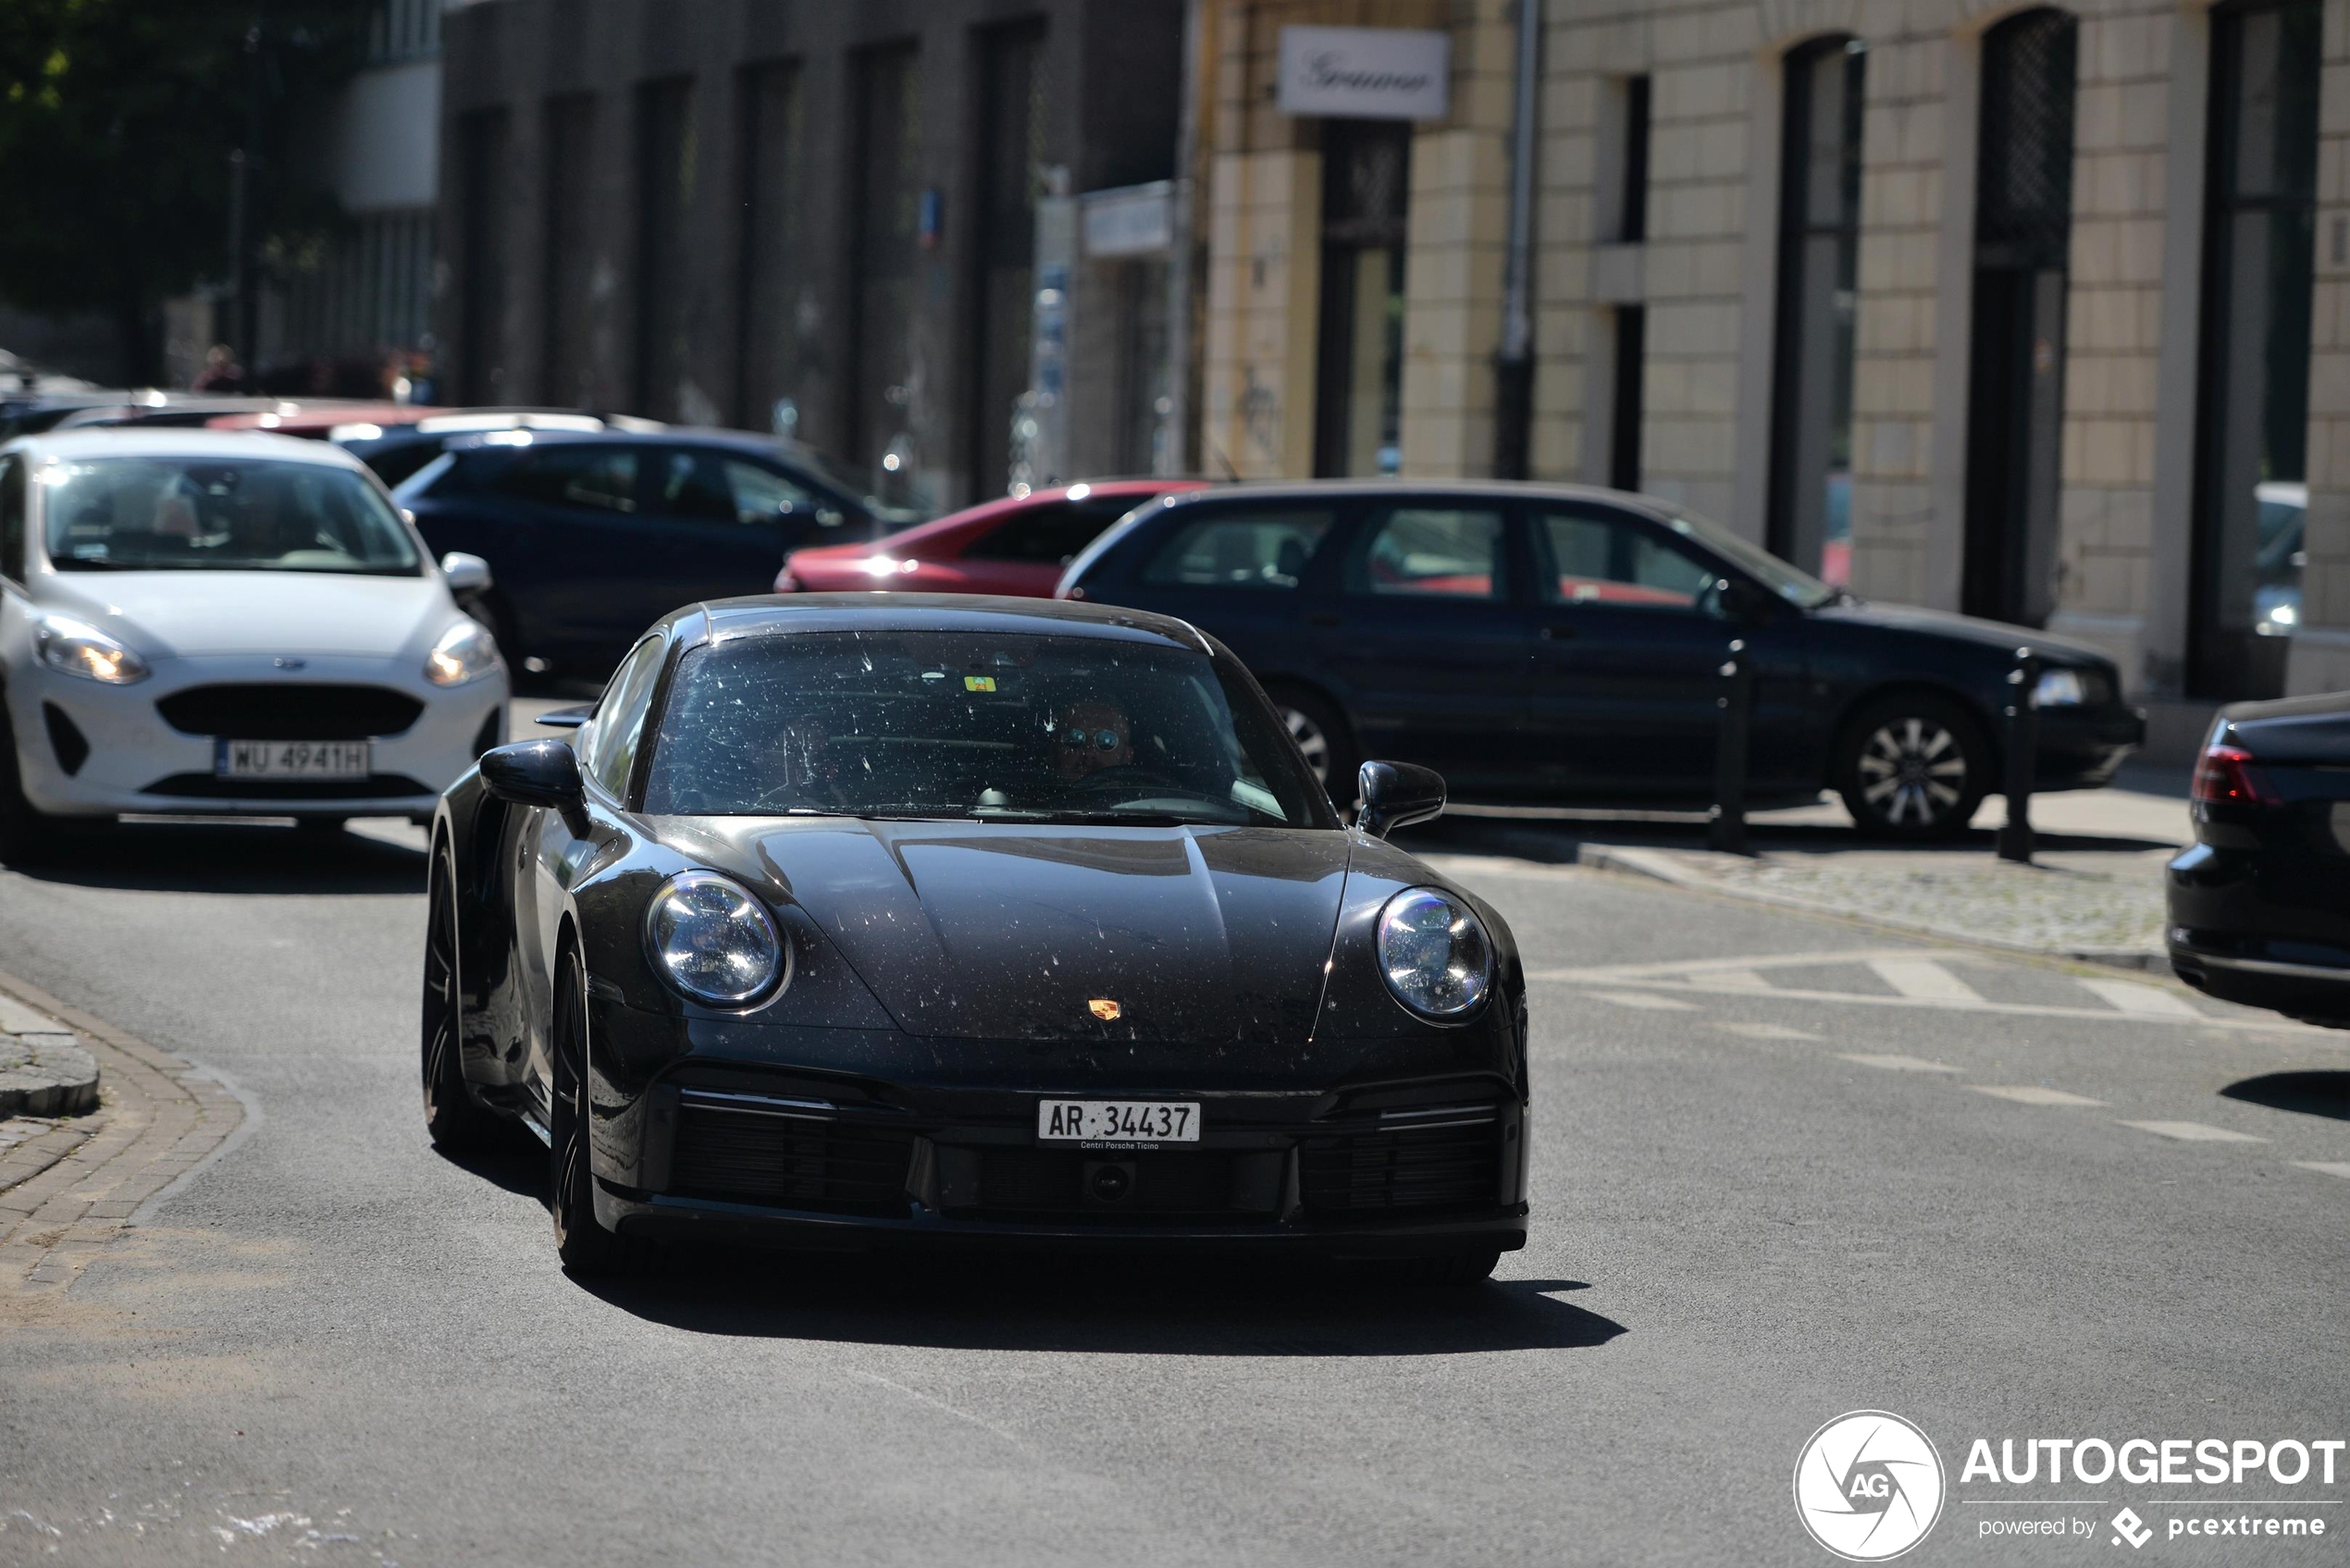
[41, 455, 422, 574]
[640, 631, 1335, 828]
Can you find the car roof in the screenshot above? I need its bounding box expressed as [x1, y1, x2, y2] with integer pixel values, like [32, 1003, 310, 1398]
[792, 478, 1209, 559]
[686, 592, 1216, 653]
[5, 427, 380, 470]
[442, 425, 811, 458]
[1152, 477, 1677, 518]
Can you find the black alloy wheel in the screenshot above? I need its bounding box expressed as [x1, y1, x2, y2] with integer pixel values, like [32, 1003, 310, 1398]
[421, 846, 501, 1152]
[1834, 693, 1991, 840]
[549, 947, 651, 1276]
[1270, 687, 1361, 812]
[0, 700, 63, 866]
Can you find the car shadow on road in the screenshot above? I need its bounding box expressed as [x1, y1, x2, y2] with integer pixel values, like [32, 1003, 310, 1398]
[1396, 813, 2176, 864]
[576, 1252, 1626, 1357]
[2220, 1070, 2350, 1121]
[3, 820, 427, 895]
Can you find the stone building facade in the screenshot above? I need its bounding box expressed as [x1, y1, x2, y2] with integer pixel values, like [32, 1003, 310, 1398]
[436, 0, 1184, 510]
[1193, 0, 2350, 737]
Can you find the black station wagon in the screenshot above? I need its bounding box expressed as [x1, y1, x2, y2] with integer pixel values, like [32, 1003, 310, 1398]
[1058, 482, 2146, 837]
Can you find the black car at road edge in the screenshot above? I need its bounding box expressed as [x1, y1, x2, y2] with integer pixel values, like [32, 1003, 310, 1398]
[425, 594, 1530, 1279]
[1059, 482, 2145, 836]
[2168, 692, 2350, 1024]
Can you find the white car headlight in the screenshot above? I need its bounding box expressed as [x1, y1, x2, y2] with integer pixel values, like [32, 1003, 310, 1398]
[1376, 887, 1492, 1020]
[35, 614, 150, 685]
[424, 617, 502, 687]
[2034, 668, 2087, 706]
[644, 870, 786, 1006]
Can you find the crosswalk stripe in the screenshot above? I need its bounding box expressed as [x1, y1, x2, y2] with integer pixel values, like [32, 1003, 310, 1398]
[1716, 1022, 1819, 1040]
[1586, 990, 1699, 1011]
[1690, 969, 1775, 991]
[2077, 979, 2203, 1019]
[1867, 957, 1985, 1004]
[1970, 1085, 2107, 1105]
[2120, 1120, 2267, 1142]
[1840, 1053, 1960, 1073]
[2294, 1162, 2350, 1180]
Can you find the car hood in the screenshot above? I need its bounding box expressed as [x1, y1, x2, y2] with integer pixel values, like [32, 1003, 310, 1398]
[37, 571, 454, 660]
[1808, 599, 2115, 665]
[672, 817, 1353, 1044]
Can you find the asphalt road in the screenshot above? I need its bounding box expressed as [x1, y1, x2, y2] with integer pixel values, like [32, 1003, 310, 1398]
[1, 809, 2346, 1566]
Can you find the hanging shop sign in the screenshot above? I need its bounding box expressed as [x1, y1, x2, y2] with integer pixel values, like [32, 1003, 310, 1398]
[1276, 25, 1451, 121]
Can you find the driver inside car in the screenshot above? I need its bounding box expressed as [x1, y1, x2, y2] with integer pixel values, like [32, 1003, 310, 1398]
[1054, 700, 1133, 781]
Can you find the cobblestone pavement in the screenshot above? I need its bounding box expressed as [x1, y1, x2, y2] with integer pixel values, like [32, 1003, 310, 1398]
[0, 969, 245, 1299]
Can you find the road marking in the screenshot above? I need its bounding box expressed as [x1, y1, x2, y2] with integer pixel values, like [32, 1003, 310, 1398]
[1868, 957, 1985, 1004]
[2077, 979, 2204, 1019]
[2121, 1120, 2268, 1142]
[1689, 968, 1775, 992]
[1586, 990, 1699, 1011]
[1716, 1022, 1819, 1040]
[1971, 1086, 2108, 1106]
[1840, 1053, 1960, 1073]
[2293, 1162, 2350, 1179]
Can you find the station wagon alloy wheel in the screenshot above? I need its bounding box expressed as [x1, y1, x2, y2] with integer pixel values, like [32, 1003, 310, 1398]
[1282, 706, 1330, 781]
[1835, 693, 1991, 840]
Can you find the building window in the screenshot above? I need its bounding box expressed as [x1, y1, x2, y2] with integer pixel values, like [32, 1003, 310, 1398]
[2191, 0, 2321, 698]
[366, 0, 439, 65]
[735, 62, 808, 434]
[1313, 119, 1411, 478]
[847, 43, 922, 479]
[455, 109, 511, 403]
[1620, 75, 1651, 242]
[542, 93, 598, 410]
[1962, 7, 2077, 627]
[1610, 306, 1645, 491]
[1767, 38, 1864, 584]
[971, 22, 1049, 500]
[633, 79, 698, 422]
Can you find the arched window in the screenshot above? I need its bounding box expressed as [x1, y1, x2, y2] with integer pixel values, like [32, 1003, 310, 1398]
[2190, 0, 2321, 698]
[1767, 36, 1866, 583]
[1962, 6, 2078, 627]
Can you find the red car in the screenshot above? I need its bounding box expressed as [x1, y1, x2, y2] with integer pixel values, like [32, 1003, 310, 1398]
[775, 479, 1207, 598]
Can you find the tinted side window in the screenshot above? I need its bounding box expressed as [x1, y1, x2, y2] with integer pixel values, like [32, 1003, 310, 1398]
[1536, 510, 1718, 610]
[1141, 508, 1333, 590]
[0, 457, 22, 582]
[726, 461, 820, 523]
[495, 446, 638, 512]
[1343, 506, 1506, 599]
[965, 500, 1133, 564]
[650, 451, 737, 522]
[585, 637, 668, 799]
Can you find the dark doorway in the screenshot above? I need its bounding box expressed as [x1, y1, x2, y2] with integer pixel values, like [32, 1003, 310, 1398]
[1962, 8, 2077, 627]
[970, 22, 1048, 501]
[1314, 120, 1411, 478]
[847, 44, 921, 477]
[2189, 0, 2321, 698]
[633, 79, 697, 421]
[1610, 307, 1645, 492]
[735, 61, 811, 436]
[1767, 37, 1865, 583]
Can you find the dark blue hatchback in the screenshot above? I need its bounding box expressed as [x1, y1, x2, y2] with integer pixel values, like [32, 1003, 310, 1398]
[1058, 482, 2145, 836]
[394, 428, 932, 679]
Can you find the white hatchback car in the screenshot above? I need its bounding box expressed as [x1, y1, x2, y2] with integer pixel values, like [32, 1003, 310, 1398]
[0, 430, 507, 854]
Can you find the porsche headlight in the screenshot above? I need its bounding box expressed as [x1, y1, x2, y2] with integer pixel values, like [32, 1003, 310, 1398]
[424, 617, 501, 687]
[644, 870, 785, 1006]
[1376, 887, 1492, 1020]
[34, 614, 150, 685]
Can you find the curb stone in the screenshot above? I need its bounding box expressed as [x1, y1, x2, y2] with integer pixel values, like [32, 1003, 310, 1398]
[0, 969, 247, 1297]
[0, 1032, 101, 1117]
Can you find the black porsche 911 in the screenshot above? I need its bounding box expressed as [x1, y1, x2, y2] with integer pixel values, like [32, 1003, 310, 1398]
[422, 595, 1529, 1280]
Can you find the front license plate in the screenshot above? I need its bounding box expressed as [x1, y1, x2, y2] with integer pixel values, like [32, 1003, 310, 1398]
[216, 739, 371, 781]
[1037, 1099, 1201, 1145]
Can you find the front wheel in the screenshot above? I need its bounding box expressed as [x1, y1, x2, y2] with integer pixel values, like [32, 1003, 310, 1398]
[550, 948, 653, 1276]
[1833, 694, 1991, 840]
[421, 846, 501, 1153]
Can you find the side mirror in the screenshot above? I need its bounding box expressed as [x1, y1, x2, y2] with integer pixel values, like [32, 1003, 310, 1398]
[441, 551, 493, 597]
[480, 739, 588, 834]
[1356, 759, 1446, 840]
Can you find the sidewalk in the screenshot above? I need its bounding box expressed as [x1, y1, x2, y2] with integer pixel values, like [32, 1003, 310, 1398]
[1404, 769, 2188, 969]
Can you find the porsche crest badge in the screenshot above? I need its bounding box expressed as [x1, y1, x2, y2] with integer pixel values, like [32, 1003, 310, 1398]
[1088, 998, 1122, 1021]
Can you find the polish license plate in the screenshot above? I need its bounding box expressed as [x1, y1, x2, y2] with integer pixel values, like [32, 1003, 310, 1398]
[216, 739, 371, 781]
[1036, 1099, 1201, 1145]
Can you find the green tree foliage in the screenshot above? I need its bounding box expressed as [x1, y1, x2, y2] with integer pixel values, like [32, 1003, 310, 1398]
[0, 0, 364, 380]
